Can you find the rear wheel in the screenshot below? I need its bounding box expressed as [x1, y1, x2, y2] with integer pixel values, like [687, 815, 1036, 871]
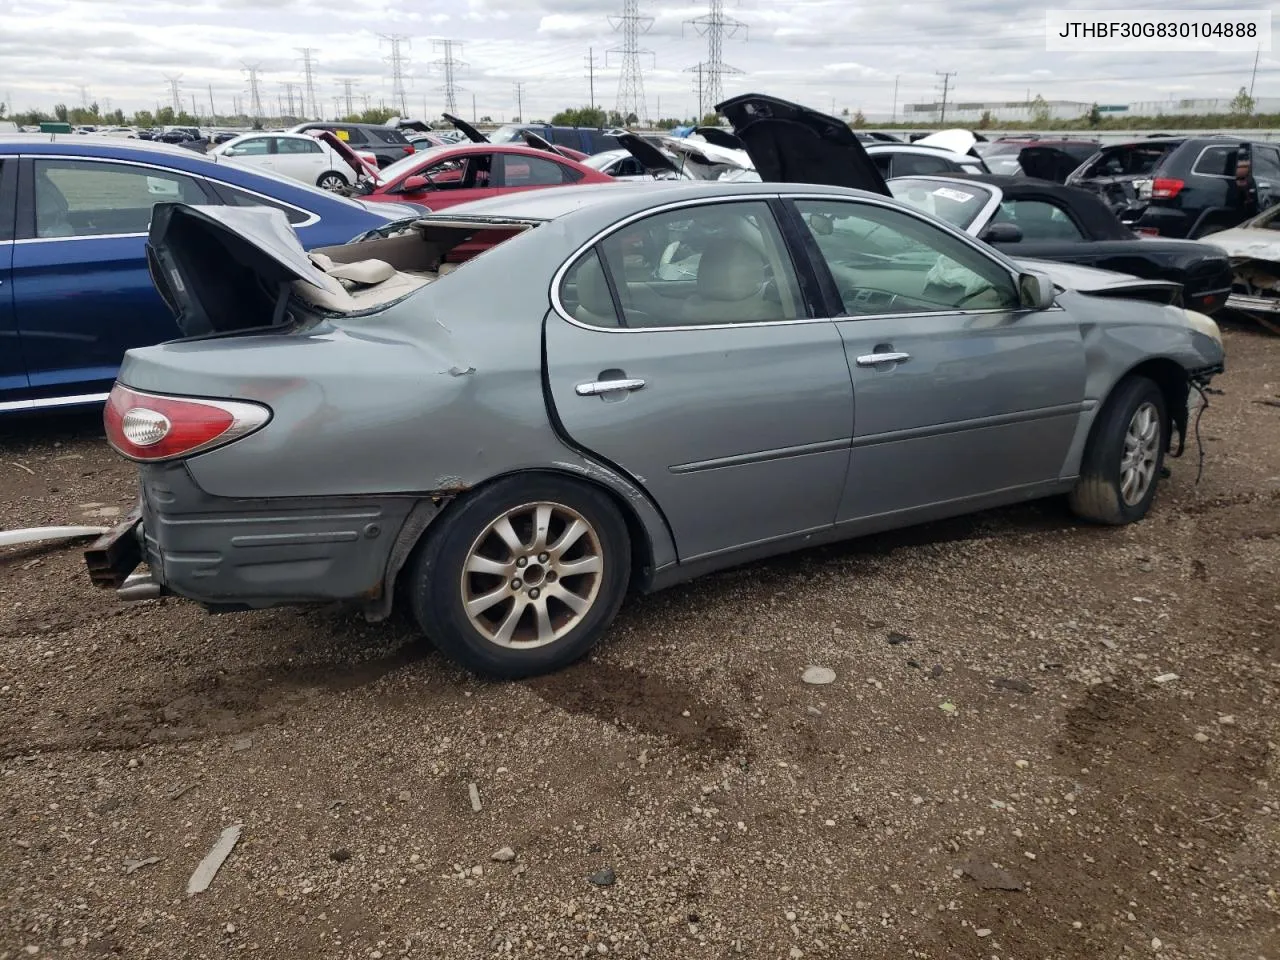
[317, 171, 349, 191]
[409, 476, 631, 679]
[1069, 376, 1168, 525]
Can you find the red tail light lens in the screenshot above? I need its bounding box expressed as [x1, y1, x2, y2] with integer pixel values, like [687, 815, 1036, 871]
[104, 385, 271, 462]
[1151, 177, 1184, 199]
[402, 145, 414, 154]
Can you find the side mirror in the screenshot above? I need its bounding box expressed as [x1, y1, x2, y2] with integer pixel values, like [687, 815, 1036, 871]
[980, 221, 1023, 244]
[1018, 270, 1056, 311]
[221, 147, 237, 156]
[400, 175, 430, 193]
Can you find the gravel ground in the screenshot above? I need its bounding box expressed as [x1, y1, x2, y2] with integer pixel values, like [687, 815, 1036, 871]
[1, 325, 1278, 959]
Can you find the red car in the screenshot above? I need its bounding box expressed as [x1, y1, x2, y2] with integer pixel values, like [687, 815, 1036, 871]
[347, 142, 614, 211]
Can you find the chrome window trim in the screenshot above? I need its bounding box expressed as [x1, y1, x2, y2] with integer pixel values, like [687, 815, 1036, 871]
[0, 392, 110, 412]
[887, 176, 1004, 236]
[549, 191, 1039, 334]
[12, 153, 320, 240]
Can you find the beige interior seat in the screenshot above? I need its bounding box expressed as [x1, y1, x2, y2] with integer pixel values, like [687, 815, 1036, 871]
[676, 239, 783, 326]
[437, 262, 459, 276]
[292, 252, 433, 313]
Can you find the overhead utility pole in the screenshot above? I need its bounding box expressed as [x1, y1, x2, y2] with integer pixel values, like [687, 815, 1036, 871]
[514, 80, 525, 122]
[684, 0, 746, 118]
[242, 62, 264, 123]
[585, 47, 598, 111]
[936, 70, 956, 124]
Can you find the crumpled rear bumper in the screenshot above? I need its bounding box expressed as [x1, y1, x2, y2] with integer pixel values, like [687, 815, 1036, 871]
[85, 463, 423, 613]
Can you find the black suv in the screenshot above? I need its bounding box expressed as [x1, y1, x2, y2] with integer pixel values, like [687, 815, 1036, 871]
[289, 122, 415, 168]
[1066, 136, 1280, 238]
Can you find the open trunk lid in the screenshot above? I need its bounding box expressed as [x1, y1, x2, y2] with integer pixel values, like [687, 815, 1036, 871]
[1017, 143, 1097, 183]
[914, 128, 978, 157]
[443, 112, 489, 144]
[308, 129, 379, 181]
[618, 133, 682, 177]
[716, 93, 890, 196]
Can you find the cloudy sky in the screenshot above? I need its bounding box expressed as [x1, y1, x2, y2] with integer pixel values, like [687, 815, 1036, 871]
[0, 0, 1274, 121]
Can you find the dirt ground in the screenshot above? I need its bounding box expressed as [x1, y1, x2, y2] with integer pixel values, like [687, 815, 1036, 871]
[1, 325, 1278, 960]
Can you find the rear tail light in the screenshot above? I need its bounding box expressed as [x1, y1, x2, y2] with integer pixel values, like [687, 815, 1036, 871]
[104, 385, 271, 462]
[402, 145, 414, 155]
[1151, 177, 1184, 199]
[1136, 226, 1161, 236]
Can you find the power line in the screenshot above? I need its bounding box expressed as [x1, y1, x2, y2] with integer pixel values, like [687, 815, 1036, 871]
[685, 0, 746, 117]
[608, 0, 654, 124]
[380, 34, 411, 117]
[431, 39, 467, 116]
[297, 47, 319, 120]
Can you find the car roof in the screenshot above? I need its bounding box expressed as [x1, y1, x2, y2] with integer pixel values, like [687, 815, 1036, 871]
[0, 134, 217, 162]
[425, 179, 898, 223]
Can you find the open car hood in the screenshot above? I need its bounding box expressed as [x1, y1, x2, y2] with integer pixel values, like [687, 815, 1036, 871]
[716, 93, 890, 196]
[618, 133, 681, 176]
[520, 129, 571, 159]
[308, 129, 379, 180]
[691, 126, 745, 151]
[661, 134, 753, 173]
[443, 113, 488, 144]
[915, 128, 979, 156]
[147, 203, 352, 337]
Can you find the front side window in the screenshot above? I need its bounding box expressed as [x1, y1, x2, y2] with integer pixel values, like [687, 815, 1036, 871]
[230, 137, 271, 156]
[501, 154, 569, 187]
[795, 199, 1019, 315]
[33, 159, 207, 238]
[414, 154, 491, 191]
[1253, 146, 1280, 181]
[1194, 145, 1238, 177]
[993, 199, 1085, 241]
[563, 200, 803, 328]
[216, 185, 312, 225]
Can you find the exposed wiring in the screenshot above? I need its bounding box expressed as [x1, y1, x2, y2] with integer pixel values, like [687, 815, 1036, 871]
[1189, 382, 1223, 485]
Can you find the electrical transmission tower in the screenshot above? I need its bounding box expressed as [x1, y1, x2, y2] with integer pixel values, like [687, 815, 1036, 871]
[380, 34, 411, 117]
[242, 62, 264, 122]
[279, 81, 300, 118]
[164, 74, 183, 113]
[297, 47, 319, 119]
[607, 0, 654, 125]
[431, 40, 467, 115]
[336, 77, 359, 117]
[684, 0, 746, 117]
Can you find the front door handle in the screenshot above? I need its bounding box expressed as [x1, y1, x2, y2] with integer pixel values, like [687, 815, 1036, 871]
[855, 352, 911, 367]
[575, 377, 646, 397]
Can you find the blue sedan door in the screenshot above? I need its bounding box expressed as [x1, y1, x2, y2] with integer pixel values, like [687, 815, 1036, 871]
[0, 158, 27, 407]
[10, 156, 212, 402]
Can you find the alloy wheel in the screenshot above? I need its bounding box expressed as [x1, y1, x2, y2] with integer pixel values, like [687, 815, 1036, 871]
[319, 174, 346, 191]
[1120, 401, 1160, 505]
[460, 501, 605, 648]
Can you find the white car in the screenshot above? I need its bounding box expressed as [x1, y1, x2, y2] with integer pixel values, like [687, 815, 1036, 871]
[212, 132, 362, 191]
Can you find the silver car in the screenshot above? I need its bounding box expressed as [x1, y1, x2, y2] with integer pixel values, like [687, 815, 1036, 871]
[86, 163, 1224, 678]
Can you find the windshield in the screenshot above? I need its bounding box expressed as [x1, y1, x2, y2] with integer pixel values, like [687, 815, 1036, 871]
[488, 125, 526, 143]
[582, 151, 621, 171]
[371, 145, 453, 184]
[888, 178, 994, 231]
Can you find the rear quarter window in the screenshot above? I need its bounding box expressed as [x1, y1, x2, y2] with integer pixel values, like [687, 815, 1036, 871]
[1081, 144, 1177, 178]
[1192, 145, 1239, 177]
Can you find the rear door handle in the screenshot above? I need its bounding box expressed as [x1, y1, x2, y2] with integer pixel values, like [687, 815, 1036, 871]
[855, 352, 910, 367]
[575, 377, 646, 396]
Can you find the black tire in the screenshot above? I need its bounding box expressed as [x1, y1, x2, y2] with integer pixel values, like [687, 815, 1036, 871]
[1069, 375, 1168, 525]
[409, 475, 631, 679]
[317, 171, 349, 191]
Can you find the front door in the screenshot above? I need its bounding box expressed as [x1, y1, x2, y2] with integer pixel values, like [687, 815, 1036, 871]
[495, 153, 577, 197]
[788, 197, 1086, 526]
[10, 157, 212, 401]
[544, 198, 855, 562]
[392, 152, 498, 208]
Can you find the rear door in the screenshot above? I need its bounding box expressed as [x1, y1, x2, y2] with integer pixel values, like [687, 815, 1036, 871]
[10, 156, 212, 401]
[786, 195, 1086, 525]
[0, 159, 27, 406]
[544, 197, 855, 563]
[271, 136, 324, 185]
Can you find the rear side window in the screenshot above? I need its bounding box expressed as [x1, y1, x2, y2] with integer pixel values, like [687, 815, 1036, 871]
[368, 127, 409, 145]
[329, 126, 367, 144]
[501, 154, 571, 186]
[891, 153, 954, 177]
[32, 159, 208, 238]
[1080, 143, 1177, 178]
[214, 184, 313, 225]
[1193, 145, 1239, 177]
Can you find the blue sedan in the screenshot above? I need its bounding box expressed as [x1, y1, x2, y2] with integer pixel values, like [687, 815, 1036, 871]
[0, 136, 422, 413]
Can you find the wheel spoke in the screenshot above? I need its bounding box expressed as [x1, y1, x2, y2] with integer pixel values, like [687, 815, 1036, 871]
[532, 598, 555, 645]
[550, 518, 588, 557]
[492, 597, 529, 646]
[491, 516, 526, 556]
[556, 554, 602, 577]
[532, 504, 553, 551]
[465, 554, 510, 577]
[550, 583, 591, 615]
[466, 584, 512, 618]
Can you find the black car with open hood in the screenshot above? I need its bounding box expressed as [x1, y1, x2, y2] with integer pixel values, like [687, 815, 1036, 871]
[715, 93, 891, 196]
